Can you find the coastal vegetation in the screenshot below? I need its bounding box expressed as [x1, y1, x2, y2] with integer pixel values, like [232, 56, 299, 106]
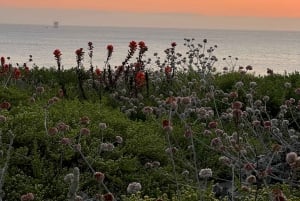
[0, 39, 300, 201]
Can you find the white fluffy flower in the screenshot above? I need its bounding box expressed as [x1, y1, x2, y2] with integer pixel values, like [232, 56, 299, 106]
[127, 182, 142, 194]
[199, 168, 212, 178]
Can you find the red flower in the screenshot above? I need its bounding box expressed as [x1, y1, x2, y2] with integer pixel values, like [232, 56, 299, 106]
[14, 68, 21, 79]
[272, 189, 287, 201]
[243, 163, 256, 171]
[135, 71, 145, 87]
[171, 42, 177, 47]
[162, 120, 174, 132]
[95, 68, 101, 76]
[24, 66, 30, 75]
[263, 121, 272, 129]
[0, 101, 11, 110]
[53, 49, 62, 59]
[101, 193, 114, 201]
[231, 101, 243, 109]
[75, 48, 84, 57]
[94, 172, 105, 182]
[208, 121, 218, 129]
[129, 41, 137, 51]
[3, 64, 9, 73]
[165, 66, 172, 74]
[1, 56, 5, 66]
[107, 44, 114, 57]
[138, 41, 146, 49]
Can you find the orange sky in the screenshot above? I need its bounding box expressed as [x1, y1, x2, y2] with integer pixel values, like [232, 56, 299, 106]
[2, 0, 300, 18]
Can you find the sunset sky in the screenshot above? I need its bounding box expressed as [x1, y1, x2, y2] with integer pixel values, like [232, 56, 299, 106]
[1, 0, 300, 30]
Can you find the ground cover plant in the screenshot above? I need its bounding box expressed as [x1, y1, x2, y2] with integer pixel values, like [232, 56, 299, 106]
[0, 39, 300, 201]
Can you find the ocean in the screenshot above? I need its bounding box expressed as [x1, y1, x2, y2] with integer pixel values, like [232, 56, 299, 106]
[0, 24, 299, 75]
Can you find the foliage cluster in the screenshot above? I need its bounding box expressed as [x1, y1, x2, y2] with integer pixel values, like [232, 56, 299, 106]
[0, 39, 300, 201]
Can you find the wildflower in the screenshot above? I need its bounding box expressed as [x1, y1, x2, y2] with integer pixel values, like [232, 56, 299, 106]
[61, 137, 71, 145]
[80, 128, 90, 136]
[210, 137, 222, 148]
[246, 175, 256, 184]
[14, 68, 21, 79]
[184, 129, 193, 138]
[74, 144, 81, 151]
[246, 65, 253, 70]
[29, 97, 35, 103]
[152, 161, 160, 167]
[267, 68, 273, 75]
[94, 172, 105, 182]
[203, 129, 212, 136]
[286, 152, 298, 164]
[295, 88, 300, 95]
[36, 86, 45, 94]
[262, 95, 270, 102]
[284, 82, 291, 88]
[249, 81, 257, 87]
[53, 49, 62, 59]
[142, 106, 153, 115]
[57, 88, 64, 98]
[165, 147, 178, 154]
[263, 121, 272, 129]
[164, 66, 172, 74]
[115, 135, 123, 144]
[56, 122, 70, 132]
[162, 119, 173, 131]
[219, 156, 231, 166]
[48, 127, 58, 136]
[232, 109, 242, 121]
[215, 129, 224, 136]
[106, 44, 114, 58]
[235, 81, 244, 88]
[75, 48, 84, 63]
[101, 193, 114, 201]
[252, 120, 261, 127]
[99, 122, 107, 130]
[79, 116, 90, 125]
[232, 101, 243, 109]
[48, 96, 60, 105]
[229, 91, 238, 99]
[182, 170, 189, 176]
[271, 144, 282, 152]
[95, 68, 101, 76]
[272, 188, 287, 201]
[199, 168, 212, 178]
[3, 64, 9, 73]
[127, 182, 142, 194]
[100, 143, 114, 151]
[135, 71, 145, 87]
[129, 41, 137, 51]
[171, 42, 177, 47]
[138, 41, 146, 49]
[0, 56, 5, 66]
[0, 115, 7, 123]
[181, 96, 191, 105]
[20, 193, 34, 201]
[144, 162, 153, 168]
[243, 163, 256, 171]
[208, 121, 218, 129]
[88, 41, 93, 49]
[75, 196, 83, 201]
[0, 101, 11, 110]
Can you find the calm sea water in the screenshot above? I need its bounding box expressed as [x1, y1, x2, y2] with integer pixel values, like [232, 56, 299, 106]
[0, 24, 299, 75]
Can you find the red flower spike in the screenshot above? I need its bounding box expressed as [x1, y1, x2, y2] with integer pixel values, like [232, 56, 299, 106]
[1, 56, 5, 66]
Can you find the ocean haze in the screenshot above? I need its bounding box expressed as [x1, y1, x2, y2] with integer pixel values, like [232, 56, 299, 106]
[0, 8, 300, 31]
[0, 24, 299, 75]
